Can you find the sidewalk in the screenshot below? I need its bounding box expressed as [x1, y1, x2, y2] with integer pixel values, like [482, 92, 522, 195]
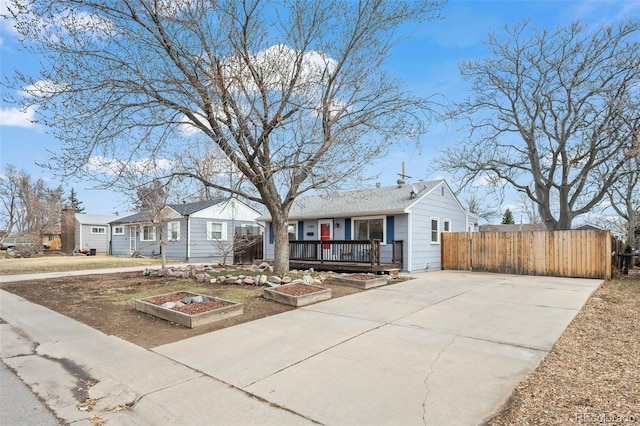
[0, 270, 602, 425]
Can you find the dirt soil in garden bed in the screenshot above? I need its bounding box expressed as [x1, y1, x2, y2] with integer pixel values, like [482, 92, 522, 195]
[143, 292, 235, 315]
[0, 271, 366, 349]
[272, 283, 326, 296]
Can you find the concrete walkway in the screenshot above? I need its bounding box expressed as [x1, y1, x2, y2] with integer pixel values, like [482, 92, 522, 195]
[0, 270, 602, 425]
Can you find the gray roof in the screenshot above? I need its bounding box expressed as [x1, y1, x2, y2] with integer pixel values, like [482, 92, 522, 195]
[167, 198, 226, 216]
[110, 199, 226, 224]
[76, 214, 122, 225]
[258, 180, 444, 221]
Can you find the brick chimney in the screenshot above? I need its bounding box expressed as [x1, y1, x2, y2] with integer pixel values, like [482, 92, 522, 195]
[61, 207, 76, 254]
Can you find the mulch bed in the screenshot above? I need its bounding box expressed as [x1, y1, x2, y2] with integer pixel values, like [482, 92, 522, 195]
[345, 274, 379, 280]
[273, 283, 325, 296]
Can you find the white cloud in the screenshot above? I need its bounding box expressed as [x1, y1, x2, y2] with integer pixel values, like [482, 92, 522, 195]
[21, 80, 70, 98]
[0, 106, 35, 127]
[0, 0, 19, 36]
[472, 174, 507, 188]
[221, 44, 338, 103]
[85, 156, 173, 176]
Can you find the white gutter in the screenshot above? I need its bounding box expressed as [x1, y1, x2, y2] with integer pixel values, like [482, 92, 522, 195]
[187, 217, 192, 259]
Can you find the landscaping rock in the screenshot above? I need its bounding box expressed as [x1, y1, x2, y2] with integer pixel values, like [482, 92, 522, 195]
[259, 275, 268, 285]
[225, 278, 237, 285]
[265, 281, 281, 288]
[281, 276, 292, 284]
[302, 275, 314, 285]
[160, 302, 176, 309]
[243, 277, 255, 285]
[268, 276, 282, 284]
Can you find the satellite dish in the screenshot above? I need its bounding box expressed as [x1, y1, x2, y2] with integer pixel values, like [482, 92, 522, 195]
[409, 183, 418, 199]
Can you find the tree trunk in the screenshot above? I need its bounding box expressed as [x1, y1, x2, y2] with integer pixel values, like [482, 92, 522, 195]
[159, 227, 167, 269]
[271, 212, 290, 276]
[161, 242, 167, 269]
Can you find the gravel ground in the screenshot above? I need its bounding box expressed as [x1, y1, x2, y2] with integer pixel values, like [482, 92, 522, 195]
[486, 271, 640, 425]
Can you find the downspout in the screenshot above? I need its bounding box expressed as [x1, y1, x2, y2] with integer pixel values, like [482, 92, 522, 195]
[407, 211, 412, 272]
[186, 217, 191, 260]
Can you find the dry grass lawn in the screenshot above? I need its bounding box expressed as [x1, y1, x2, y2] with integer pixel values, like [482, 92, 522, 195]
[0, 253, 164, 275]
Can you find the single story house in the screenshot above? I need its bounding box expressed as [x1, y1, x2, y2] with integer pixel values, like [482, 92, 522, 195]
[42, 226, 61, 250]
[71, 213, 123, 254]
[258, 179, 478, 272]
[109, 198, 262, 262]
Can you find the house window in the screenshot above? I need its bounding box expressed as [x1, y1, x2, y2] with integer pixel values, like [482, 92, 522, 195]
[207, 222, 227, 241]
[287, 224, 297, 241]
[91, 226, 106, 234]
[431, 218, 440, 243]
[443, 219, 452, 233]
[168, 221, 180, 241]
[353, 217, 384, 242]
[141, 225, 156, 241]
[113, 226, 124, 235]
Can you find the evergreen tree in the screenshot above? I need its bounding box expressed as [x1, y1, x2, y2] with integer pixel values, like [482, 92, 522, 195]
[501, 208, 515, 224]
[67, 188, 85, 213]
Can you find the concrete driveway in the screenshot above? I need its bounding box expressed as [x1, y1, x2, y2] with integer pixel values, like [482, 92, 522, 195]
[155, 270, 601, 425]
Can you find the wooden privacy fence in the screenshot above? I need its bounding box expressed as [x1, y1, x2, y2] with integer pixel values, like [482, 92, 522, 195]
[442, 230, 613, 279]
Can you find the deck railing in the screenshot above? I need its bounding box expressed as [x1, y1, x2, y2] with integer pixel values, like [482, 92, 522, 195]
[289, 239, 403, 268]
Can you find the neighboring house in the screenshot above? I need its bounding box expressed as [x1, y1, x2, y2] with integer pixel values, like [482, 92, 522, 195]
[573, 223, 604, 231]
[75, 214, 122, 254]
[258, 180, 478, 272]
[479, 223, 548, 232]
[109, 199, 262, 262]
[42, 227, 61, 250]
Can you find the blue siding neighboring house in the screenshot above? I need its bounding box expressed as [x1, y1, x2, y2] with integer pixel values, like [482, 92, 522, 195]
[258, 180, 478, 272]
[110, 199, 262, 263]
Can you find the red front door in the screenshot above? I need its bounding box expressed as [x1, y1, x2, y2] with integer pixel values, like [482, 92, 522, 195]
[320, 222, 331, 249]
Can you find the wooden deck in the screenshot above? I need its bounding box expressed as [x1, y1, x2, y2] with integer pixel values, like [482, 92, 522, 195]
[288, 239, 403, 274]
[289, 260, 401, 274]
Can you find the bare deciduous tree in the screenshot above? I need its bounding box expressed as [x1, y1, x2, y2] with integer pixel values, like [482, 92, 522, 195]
[0, 165, 63, 252]
[606, 141, 640, 248]
[5, 0, 443, 274]
[437, 19, 640, 230]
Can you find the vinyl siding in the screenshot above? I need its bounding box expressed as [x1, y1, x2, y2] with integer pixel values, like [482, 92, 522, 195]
[77, 224, 110, 253]
[408, 184, 468, 271]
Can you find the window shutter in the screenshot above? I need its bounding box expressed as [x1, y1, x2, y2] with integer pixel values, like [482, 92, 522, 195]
[269, 223, 274, 244]
[344, 218, 351, 240]
[298, 221, 304, 240]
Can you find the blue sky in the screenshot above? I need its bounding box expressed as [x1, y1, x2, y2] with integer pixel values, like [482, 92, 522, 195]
[1, 0, 638, 219]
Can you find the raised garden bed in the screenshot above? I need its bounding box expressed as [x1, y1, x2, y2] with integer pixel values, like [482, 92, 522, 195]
[263, 283, 331, 307]
[135, 291, 243, 328]
[325, 274, 388, 289]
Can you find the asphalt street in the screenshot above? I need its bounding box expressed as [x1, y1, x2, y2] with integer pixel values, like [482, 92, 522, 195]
[1, 360, 61, 425]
